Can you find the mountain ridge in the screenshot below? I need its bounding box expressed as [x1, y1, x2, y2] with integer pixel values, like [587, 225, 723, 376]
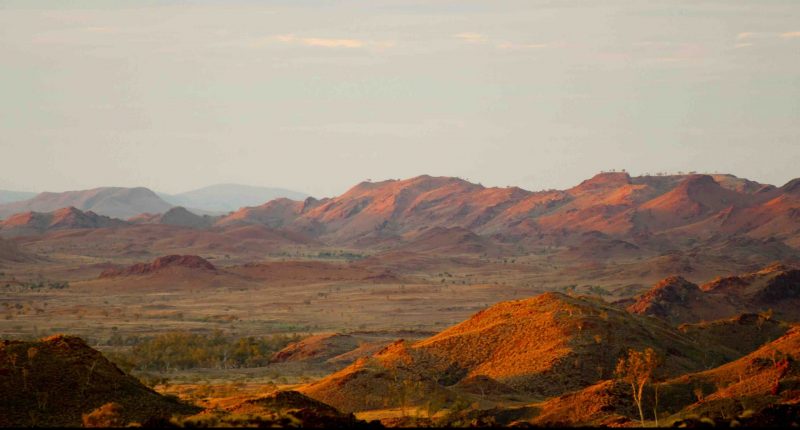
[160, 183, 309, 213]
[0, 207, 129, 237]
[214, 173, 800, 251]
[0, 187, 172, 220]
[2, 173, 799, 256]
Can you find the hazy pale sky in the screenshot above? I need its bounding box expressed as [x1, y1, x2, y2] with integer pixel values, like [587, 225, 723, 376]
[1, 0, 798, 197]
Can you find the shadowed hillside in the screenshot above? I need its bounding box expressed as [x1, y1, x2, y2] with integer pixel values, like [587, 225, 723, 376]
[99, 254, 217, 278]
[0, 207, 128, 237]
[0, 335, 199, 427]
[527, 326, 800, 427]
[128, 207, 217, 229]
[627, 264, 800, 324]
[161, 184, 308, 213]
[0, 236, 37, 264]
[271, 334, 361, 364]
[679, 313, 790, 357]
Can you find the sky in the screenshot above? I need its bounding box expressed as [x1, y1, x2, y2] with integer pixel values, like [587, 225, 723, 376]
[1, 0, 798, 198]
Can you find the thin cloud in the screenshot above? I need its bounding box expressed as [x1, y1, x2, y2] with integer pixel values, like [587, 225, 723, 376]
[455, 33, 550, 51]
[453, 32, 487, 44]
[736, 31, 800, 41]
[274, 34, 394, 49]
[731, 31, 800, 49]
[497, 42, 548, 50]
[304, 38, 363, 48]
[277, 34, 364, 48]
[84, 26, 117, 34]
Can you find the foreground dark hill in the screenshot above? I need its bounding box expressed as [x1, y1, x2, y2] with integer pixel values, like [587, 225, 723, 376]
[678, 313, 790, 357]
[529, 325, 800, 427]
[218, 390, 380, 428]
[299, 292, 733, 412]
[0, 187, 172, 220]
[0, 335, 199, 427]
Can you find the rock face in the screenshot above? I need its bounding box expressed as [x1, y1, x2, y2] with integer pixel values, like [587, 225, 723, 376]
[625, 276, 713, 323]
[0, 335, 199, 427]
[627, 264, 800, 324]
[99, 255, 216, 278]
[270, 334, 361, 364]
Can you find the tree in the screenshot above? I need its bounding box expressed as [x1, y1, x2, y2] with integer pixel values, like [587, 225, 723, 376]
[615, 348, 661, 426]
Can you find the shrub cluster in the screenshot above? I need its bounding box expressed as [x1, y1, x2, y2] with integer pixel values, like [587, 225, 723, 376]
[2, 280, 69, 291]
[110, 331, 302, 371]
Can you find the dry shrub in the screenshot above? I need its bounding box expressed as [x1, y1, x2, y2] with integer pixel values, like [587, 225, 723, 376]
[82, 402, 125, 428]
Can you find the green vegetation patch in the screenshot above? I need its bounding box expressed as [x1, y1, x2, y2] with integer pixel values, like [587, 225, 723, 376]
[107, 331, 302, 372]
